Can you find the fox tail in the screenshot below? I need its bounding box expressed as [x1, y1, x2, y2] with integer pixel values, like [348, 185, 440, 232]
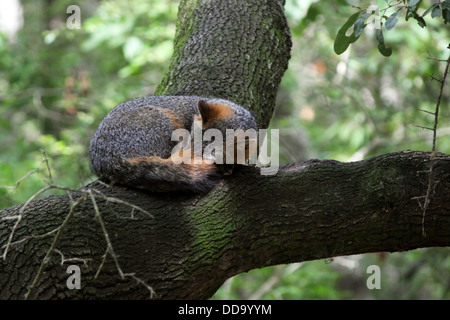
[106, 156, 221, 192]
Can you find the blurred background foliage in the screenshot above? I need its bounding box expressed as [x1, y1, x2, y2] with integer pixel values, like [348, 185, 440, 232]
[0, 0, 448, 299]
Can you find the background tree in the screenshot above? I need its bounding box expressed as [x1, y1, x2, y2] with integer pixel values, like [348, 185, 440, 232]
[0, 0, 449, 299]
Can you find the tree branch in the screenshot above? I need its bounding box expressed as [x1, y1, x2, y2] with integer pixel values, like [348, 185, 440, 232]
[1, 151, 449, 299]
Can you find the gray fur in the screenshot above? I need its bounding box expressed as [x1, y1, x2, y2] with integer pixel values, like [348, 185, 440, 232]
[89, 95, 257, 192]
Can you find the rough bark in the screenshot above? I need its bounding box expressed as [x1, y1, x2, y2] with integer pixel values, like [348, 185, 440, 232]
[0, 0, 449, 300]
[155, 0, 291, 128]
[1, 151, 449, 299]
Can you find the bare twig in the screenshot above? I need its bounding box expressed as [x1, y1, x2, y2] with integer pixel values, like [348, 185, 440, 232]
[89, 189, 155, 298]
[0, 149, 50, 191]
[24, 192, 87, 300]
[1, 153, 155, 298]
[419, 47, 450, 237]
[53, 249, 91, 266]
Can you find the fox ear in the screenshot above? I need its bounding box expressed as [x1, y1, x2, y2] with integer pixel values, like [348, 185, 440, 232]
[197, 100, 216, 125]
[197, 100, 235, 127]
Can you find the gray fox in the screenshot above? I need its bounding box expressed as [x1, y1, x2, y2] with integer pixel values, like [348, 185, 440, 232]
[89, 96, 258, 192]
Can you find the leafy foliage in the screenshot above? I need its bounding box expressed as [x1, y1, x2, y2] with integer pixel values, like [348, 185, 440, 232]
[213, 261, 344, 300]
[334, 12, 361, 55]
[0, 0, 177, 207]
[334, 0, 450, 56]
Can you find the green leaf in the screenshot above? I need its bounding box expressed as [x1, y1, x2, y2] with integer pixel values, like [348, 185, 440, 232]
[444, 7, 450, 23]
[422, 4, 438, 17]
[334, 12, 362, 55]
[408, 10, 427, 27]
[431, 5, 441, 18]
[353, 17, 365, 38]
[408, 0, 420, 7]
[375, 29, 392, 57]
[415, 15, 427, 27]
[444, 0, 450, 9]
[354, 13, 372, 37]
[385, 10, 400, 30]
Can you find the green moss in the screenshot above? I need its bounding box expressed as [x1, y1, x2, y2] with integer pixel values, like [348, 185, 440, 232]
[155, 0, 200, 95]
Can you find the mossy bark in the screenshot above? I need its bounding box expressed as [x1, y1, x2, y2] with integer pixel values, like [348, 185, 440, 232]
[1, 151, 450, 299]
[155, 0, 291, 128]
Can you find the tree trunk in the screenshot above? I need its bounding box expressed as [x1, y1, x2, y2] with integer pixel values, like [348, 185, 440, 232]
[155, 0, 291, 128]
[1, 0, 449, 300]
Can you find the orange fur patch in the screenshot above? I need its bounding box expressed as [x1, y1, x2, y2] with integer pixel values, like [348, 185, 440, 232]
[160, 109, 183, 130]
[126, 156, 171, 165]
[198, 101, 235, 127]
[207, 103, 235, 118]
[127, 155, 214, 171]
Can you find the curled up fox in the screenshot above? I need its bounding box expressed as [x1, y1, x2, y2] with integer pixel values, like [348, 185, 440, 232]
[89, 95, 259, 192]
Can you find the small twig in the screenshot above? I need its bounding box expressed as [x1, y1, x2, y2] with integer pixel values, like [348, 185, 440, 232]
[1, 185, 52, 260]
[412, 124, 434, 131]
[427, 51, 448, 63]
[24, 193, 87, 299]
[54, 248, 91, 266]
[418, 109, 435, 116]
[89, 189, 155, 298]
[2, 225, 60, 249]
[88, 190, 124, 279]
[126, 274, 156, 299]
[0, 150, 50, 191]
[3, 153, 156, 298]
[41, 149, 53, 185]
[419, 48, 450, 237]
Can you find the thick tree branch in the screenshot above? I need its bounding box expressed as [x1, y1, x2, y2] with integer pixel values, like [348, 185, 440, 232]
[1, 151, 449, 299]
